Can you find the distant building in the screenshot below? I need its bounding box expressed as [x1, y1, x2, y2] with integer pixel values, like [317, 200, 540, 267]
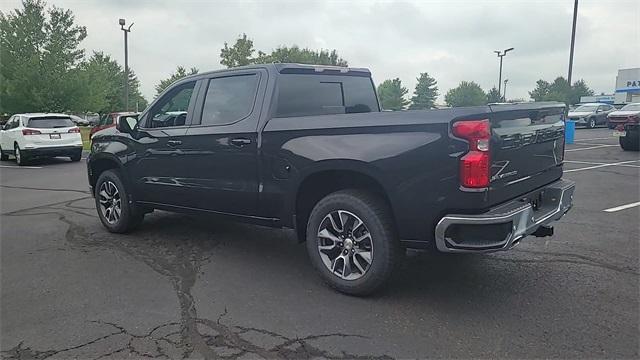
[614, 68, 640, 104]
[579, 94, 615, 104]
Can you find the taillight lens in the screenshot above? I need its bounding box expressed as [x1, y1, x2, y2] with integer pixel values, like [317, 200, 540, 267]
[453, 119, 491, 189]
[22, 129, 41, 135]
[68, 127, 81, 133]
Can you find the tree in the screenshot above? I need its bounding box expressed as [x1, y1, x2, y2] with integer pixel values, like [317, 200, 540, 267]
[444, 81, 487, 107]
[219, 34, 348, 68]
[486, 86, 503, 103]
[377, 78, 409, 111]
[219, 33, 257, 68]
[528, 76, 594, 105]
[570, 79, 594, 105]
[256, 46, 348, 66]
[0, 0, 87, 113]
[74, 52, 147, 113]
[409, 73, 438, 110]
[154, 66, 199, 97]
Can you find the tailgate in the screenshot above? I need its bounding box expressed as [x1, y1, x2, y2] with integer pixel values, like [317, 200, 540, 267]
[488, 102, 566, 203]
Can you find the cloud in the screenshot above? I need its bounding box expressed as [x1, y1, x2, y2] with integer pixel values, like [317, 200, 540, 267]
[1, 0, 638, 102]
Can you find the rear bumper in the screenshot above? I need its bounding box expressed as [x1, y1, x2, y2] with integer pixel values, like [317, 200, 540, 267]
[434, 178, 575, 253]
[22, 145, 83, 157]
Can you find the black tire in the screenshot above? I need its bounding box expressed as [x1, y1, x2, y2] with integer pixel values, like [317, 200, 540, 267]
[306, 189, 399, 296]
[14, 144, 28, 166]
[0, 145, 9, 161]
[95, 169, 144, 233]
[587, 117, 596, 129]
[70, 150, 82, 162]
[619, 136, 639, 151]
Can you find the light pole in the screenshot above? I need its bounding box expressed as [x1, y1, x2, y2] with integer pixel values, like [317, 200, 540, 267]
[503, 79, 508, 101]
[567, 0, 578, 87]
[119, 18, 133, 111]
[494, 47, 514, 98]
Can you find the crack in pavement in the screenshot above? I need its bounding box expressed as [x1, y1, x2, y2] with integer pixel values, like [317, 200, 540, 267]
[1, 201, 390, 359]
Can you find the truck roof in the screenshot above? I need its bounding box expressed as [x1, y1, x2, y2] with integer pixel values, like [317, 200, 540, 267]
[183, 63, 371, 81]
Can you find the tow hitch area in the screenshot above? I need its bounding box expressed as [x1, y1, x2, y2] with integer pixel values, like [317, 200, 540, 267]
[533, 225, 554, 237]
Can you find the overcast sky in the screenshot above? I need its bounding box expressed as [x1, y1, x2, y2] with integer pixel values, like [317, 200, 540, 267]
[2, 0, 638, 102]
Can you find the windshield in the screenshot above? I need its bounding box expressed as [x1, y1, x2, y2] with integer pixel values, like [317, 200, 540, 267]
[573, 105, 598, 112]
[621, 104, 640, 111]
[27, 117, 75, 128]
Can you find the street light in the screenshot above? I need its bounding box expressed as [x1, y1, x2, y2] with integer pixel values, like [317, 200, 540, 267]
[119, 18, 134, 111]
[567, 0, 579, 87]
[494, 47, 514, 98]
[503, 79, 509, 101]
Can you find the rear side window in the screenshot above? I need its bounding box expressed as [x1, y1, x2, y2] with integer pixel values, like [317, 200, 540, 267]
[275, 74, 379, 118]
[27, 117, 74, 128]
[200, 74, 259, 126]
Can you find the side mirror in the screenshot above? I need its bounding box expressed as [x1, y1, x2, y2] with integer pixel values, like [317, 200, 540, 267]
[117, 116, 138, 134]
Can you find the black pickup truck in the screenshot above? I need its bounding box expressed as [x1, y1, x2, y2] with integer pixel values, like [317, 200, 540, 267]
[87, 63, 575, 295]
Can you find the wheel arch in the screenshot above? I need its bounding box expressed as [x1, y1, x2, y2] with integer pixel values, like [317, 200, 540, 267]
[88, 153, 128, 189]
[292, 161, 396, 243]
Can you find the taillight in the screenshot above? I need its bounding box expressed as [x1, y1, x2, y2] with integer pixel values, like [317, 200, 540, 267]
[68, 127, 81, 133]
[22, 129, 41, 135]
[452, 119, 491, 189]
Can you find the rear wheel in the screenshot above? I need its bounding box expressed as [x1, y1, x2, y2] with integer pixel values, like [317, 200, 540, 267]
[587, 117, 596, 129]
[70, 150, 82, 162]
[95, 169, 144, 233]
[14, 144, 28, 166]
[619, 135, 639, 151]
[0, 145, 9, 161]
[306, 189, 399, 296]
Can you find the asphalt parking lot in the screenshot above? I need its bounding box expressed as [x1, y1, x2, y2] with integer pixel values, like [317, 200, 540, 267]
[1, 128, 638, 359]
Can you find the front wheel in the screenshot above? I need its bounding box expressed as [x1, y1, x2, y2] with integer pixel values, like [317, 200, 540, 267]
[95, 169, 144, 233]
[306, 189, 399, 296]
[587, 117, 596, 129]
[619, 135, 639, 151]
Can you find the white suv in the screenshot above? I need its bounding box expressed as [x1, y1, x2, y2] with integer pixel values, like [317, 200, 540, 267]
[0, 113, 83, 166]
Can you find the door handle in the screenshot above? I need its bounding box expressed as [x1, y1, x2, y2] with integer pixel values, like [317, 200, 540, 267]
[167, 140, 182, 147]
[231, 138, 251, 146]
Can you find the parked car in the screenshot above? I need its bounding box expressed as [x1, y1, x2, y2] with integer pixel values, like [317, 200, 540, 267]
[69, 114, 90, 126]
[89, 112, 138, 139]
[567, 103, 616, 129]
[608, 103, 640, 151]
[85, 113, 100, 126]
[87, 64, 575, 295]
[0, 113, 83, 165]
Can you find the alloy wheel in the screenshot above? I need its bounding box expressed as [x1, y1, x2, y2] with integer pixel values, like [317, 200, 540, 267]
[14, 146, 21, 164]
[98, 181, 122, 224]
[317, 210, 373, 280]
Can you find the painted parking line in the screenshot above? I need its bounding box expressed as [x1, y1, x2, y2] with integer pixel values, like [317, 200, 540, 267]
[574, 137, 617, 141]
[565, 144, 619, 152]
[564, 160, 640, 168]
[573, 142, 618, 146]
[0, 165, 42, 169]
[603, 202, 640, 213]
[565, 160, 640, 173]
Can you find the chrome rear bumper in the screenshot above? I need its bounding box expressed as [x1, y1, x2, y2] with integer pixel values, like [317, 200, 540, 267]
[435, 179, 575, 253]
